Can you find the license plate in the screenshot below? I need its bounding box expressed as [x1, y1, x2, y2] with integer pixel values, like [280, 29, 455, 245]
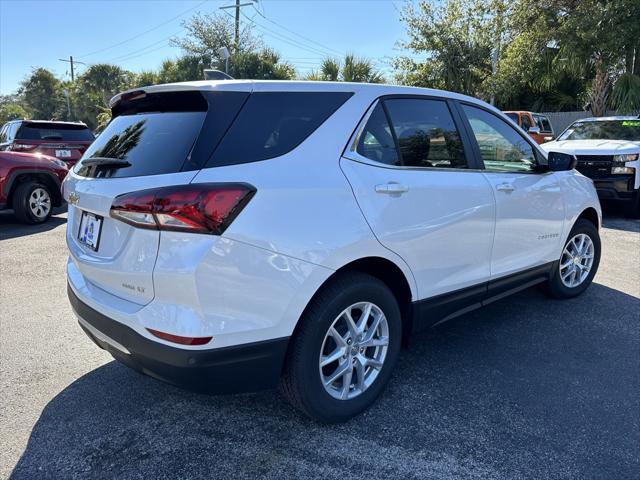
[55, 149, 72, 158]
[78, 212, 103, 251]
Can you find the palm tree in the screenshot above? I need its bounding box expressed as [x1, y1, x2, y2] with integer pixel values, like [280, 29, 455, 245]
[306, 55, 384, 83]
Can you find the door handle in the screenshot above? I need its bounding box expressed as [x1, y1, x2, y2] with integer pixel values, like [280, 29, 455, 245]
[496, 183, 515, 193]
[375, 183, 409, 194]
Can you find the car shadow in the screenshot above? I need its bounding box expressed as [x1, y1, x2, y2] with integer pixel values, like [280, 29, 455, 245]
[9, 283, 639, 479]
[0, 208, 67, 241]
[600, 201, 639, 233]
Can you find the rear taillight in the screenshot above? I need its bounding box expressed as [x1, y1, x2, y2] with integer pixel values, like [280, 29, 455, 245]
[10, 143, 37, 152]
[110, 183, 255, 234]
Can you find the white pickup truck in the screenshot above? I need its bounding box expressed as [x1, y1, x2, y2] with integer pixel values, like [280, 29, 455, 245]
[541, 116, 640, 217]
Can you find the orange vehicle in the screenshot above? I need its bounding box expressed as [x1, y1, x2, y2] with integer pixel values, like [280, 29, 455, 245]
[503, 111, 555, 144]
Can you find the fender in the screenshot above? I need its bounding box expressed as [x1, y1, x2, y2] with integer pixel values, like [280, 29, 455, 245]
[3, 168, 63, 206]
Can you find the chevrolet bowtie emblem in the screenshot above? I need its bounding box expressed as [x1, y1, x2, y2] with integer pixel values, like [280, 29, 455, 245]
[68, 192, 79, 205]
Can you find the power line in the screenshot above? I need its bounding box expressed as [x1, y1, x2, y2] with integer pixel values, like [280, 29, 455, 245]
[76, 0, 208, 59]
[241, 11, 337, 59]
[105, 29, 185, 63]
[250, 3, 344, 57]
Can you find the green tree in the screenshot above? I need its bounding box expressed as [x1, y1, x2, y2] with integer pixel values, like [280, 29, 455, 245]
[0, 103, 28, 124]
[171, 13, 261, 61]
[513, 0, 640, 115]
[157, 55, 211, 83]
[306, 55, 383, 83]
[394, 0, 496, 97]
[226, 49, 295, 80]
[73, 64, 131, 129]
[20, 68, 64, 120]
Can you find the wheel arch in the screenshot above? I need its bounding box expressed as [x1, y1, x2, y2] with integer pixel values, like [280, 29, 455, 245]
[288, 256, 416, 352]
[576, 207, 600, 230]
[4, 170, 63, 208]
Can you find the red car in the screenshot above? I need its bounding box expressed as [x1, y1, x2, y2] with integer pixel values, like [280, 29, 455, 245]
[0, 151, 69, 224]
[0, 120, 94, 167]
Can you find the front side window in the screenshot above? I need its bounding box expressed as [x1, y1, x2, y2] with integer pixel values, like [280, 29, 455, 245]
[521, 114, 532, 131]
[383, 98, 467, 168]
[462, 104, 537, 173]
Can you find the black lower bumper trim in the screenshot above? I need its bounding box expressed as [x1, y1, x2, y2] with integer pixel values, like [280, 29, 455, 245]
[68, 284, 290, 394]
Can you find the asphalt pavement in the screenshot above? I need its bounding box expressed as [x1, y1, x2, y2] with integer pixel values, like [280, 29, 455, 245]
[1, 206, 638, 479]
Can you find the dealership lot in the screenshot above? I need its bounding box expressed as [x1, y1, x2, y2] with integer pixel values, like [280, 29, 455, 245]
[0, 208, 638, 480]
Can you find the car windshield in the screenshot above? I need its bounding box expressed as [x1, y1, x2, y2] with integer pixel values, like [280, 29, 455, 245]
[558, 119, 640, 141]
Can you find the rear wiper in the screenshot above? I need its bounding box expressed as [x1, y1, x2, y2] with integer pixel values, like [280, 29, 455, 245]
[82, 157, 131, 168]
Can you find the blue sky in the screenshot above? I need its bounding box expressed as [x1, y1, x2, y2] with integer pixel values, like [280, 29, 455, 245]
[0, 0, 413, 94]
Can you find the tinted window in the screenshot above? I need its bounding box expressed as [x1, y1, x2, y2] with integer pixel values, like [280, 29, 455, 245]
[75, 111, 205, 178]
[534, 114, 552, 132]
[384, 98, 467, 168]
[521, 114, 532, 131]
[209, 92, 353, 167]
[16, 122, 94, 141]
[0, 124, 7, 143]
[505, 113, 519, 124]
[558, 120, 640, 141]
[462, 104, 537, 173]
[356, 103, 398, 165]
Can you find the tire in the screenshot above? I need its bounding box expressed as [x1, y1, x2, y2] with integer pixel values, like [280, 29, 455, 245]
[12, 181, 53, 224]
[547, 219, 601, 299]
[280, 272, 402, 423]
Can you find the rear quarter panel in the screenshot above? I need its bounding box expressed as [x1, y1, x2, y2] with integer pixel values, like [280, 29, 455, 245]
[191, 89, 419, 301]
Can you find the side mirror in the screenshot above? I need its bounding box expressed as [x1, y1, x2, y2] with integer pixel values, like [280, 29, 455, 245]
[528, 126, 541, 134]
[547, 151, 577, 171]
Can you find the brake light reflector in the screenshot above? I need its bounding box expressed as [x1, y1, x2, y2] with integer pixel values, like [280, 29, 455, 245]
[147, 328, 213, 346]
[10, 143, 37, 151]
[110, 183, 255, 234]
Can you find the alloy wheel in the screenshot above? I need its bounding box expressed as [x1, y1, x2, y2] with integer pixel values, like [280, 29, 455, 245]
[319, 301, 389, 400]
[559, 233, 594, 288]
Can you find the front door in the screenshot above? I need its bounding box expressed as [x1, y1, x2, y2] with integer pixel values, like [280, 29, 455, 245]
[341, 97, 495, 301]
[459, 104, 565, 279]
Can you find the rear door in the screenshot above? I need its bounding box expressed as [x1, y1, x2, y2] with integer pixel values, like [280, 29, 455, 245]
[341, 96, 495, 302]
[65, 89, 248, 305]
[459, 103, 565, 278]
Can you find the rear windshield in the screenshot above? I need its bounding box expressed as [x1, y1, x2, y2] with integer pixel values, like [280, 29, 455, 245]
[207, 91, 353, 167]
[16, 122, 94, 141]
[558, 120, 640, 141]
[74, 111, 206, 178]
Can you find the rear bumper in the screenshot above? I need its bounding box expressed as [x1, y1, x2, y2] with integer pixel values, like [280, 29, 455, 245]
[68, 284, 290, 394]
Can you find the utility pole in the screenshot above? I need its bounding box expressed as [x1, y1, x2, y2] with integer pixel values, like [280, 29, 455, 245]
[58, 56, 86, 82]
[220, 1, 255, 53]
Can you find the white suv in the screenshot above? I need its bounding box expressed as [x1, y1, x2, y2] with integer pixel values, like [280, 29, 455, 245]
[64, 81, 601, 422]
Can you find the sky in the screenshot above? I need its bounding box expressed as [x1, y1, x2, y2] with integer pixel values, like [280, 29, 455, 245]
[0, 0, 413, 94]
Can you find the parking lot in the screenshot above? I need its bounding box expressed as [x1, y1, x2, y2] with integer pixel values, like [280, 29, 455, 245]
[0, 207, 638, 480]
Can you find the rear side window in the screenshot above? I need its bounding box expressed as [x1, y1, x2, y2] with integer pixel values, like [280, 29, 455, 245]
[356, 103, 399, 165]
[520, 114, 532, 131]
[208, 92, 353, 167]
[16, 122, 94, 141]
[383, 98, 468, 168]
